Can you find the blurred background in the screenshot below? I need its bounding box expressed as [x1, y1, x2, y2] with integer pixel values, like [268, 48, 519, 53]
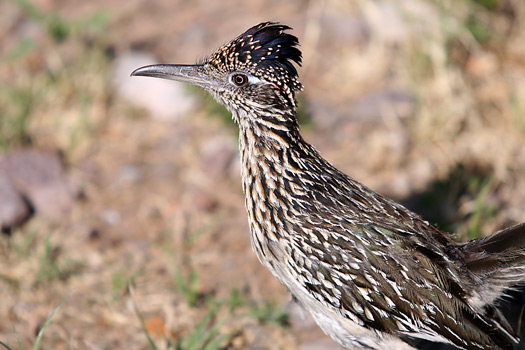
[1, 0, 524, 349]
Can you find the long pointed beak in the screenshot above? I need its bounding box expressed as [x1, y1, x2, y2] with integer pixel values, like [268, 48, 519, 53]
[131, 64, 212, 89]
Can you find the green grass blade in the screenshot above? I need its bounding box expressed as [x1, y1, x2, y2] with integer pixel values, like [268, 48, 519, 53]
[135, 307, 157, 350]
[33, 299, 66, 350]
[202, 331, 232, 350]
[173, 265, 199, 308]
[0, 340, 12, 350]
[14, 326, 22, 350]
[129, 286, 157, 350]
[183, 306, 218, 349]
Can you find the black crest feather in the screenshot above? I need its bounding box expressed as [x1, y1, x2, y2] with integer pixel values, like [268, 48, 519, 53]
[208, 22, 303, 92]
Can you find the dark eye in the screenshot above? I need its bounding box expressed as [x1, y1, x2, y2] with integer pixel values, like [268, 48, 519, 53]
[230, 73, 249, 87]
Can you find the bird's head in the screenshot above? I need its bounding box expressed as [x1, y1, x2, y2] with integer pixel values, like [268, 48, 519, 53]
[131, 22, 303, 127]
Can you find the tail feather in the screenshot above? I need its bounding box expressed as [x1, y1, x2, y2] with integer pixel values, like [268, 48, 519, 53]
[461, 222, 525, 307]
[471, 222, 525, 255]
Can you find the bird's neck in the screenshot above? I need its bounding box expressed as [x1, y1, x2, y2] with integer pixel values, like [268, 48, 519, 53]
[237, 109, 326, 243]
[237, 113, 299, 263]
[238, 111, 302, 183]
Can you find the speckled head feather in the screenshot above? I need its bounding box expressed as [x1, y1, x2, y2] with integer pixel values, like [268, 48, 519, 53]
[207, 22, 304, 94]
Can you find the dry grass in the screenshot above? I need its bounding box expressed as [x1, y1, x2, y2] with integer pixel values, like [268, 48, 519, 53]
[1, 0, 524, 349]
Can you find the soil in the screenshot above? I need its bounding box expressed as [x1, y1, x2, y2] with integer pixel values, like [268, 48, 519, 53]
[1, 0, 524, 349]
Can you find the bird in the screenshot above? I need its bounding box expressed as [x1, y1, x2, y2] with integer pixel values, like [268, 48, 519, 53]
[131, 22, 525, 350]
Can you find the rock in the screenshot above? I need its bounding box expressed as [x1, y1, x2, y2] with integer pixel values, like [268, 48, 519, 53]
[113, 51, 198, 121]
[0, 149, 78, 230]
[0, 174, 31, 232]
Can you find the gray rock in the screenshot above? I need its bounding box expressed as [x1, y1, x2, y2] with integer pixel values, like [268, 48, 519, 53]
[0, 149, 78, 230]
[0, 174, 30, 232]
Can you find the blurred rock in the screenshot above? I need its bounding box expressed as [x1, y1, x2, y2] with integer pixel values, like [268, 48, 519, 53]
[0, 149, 78, 231]
[113, 51, 198, 121]
[0, 174, 31, 232]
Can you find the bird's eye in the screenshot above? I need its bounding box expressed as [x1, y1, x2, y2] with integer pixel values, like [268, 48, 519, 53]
[230, 73, 249, 87]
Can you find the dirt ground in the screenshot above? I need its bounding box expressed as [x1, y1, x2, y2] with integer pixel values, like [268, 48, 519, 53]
[1, 0, 525, 349]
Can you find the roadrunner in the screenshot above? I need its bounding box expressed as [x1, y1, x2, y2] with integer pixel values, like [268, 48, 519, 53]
[132, 22, 525, 350]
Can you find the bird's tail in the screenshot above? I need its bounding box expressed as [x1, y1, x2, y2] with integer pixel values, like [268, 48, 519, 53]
[462, 222, 525, 306]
